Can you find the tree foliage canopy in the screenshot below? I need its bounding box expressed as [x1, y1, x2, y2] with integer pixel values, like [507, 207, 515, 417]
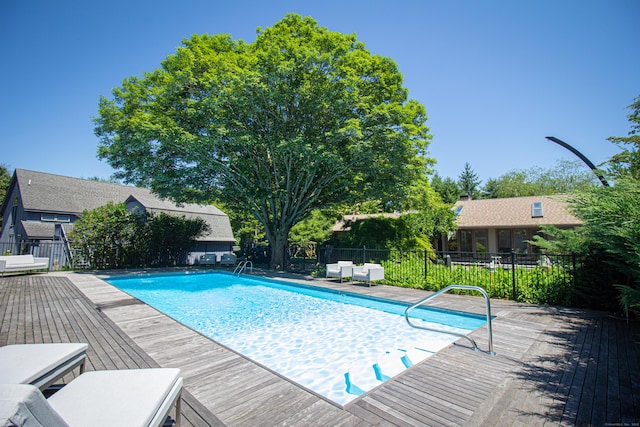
[482, 160, 598, 198]
[430, 173, 460, 204]
[289, 209, 336, 245]
[606, 96, 640, 180]
[531, 96, 640, 317]
[94, 14, 432, 268]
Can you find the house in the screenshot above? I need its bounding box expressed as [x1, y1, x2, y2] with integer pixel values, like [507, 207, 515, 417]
[0, 169, 235, 264]
[330, 196, 581, 255]
[445, 195, 581, 254]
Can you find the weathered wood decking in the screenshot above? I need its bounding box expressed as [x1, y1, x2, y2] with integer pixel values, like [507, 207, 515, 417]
[1, 271, 639, 426]
[0, 274, 223, 426]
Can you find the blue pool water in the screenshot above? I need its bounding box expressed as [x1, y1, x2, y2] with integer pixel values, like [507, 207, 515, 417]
[106, 271, 486, 405]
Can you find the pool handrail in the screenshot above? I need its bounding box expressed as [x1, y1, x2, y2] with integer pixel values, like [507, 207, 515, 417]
[233, 260, 253, 276]
[404, 284, 495, 355]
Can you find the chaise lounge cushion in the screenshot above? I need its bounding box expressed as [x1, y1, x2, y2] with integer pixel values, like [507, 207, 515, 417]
[0, 368, 182, 427]
[0, 383, 68, 427]
[48, 368, 183, 427]
[0, 343, 88, 390]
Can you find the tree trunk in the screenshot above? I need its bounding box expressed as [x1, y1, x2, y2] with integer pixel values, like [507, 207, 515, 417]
[269, 228, 289, 270]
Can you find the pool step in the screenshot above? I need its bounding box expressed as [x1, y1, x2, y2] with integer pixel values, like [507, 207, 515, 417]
[399, 347, 434, 367]
[374, 350, 408, 381]
[345, 347, 436, 395]
[345, 364, 382, 396]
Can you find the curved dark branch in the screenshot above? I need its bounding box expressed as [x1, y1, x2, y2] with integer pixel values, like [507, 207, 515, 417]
[545, 136, 609, 187]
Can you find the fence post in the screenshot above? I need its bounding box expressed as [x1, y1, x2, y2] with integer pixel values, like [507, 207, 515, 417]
[302, 251, 306, 273]
[424, 249, 428, 279]
[363, 246, 366, 264]
[572, 253, 576, 290]
[511, 250, 517, 300]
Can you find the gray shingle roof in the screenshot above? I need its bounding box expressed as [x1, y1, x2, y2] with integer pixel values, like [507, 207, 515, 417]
[13, 169, 235, 242]
[20, 221, 56, 239]
[126, 195, 234, 242]
[453, 195, 581, 228]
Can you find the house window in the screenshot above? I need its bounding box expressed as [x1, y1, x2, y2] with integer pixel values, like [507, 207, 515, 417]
[514, 229, 528, 253]
[41, 214, 70, 222]
[497, 229, 531, 253]
[475, 229, 488, 253]
[454, 206, 463, 216]
[448, 233, 458, 251]
[11, 197, 18, 227]
[532, 202, 543, 218]
[460, 230, 472, 252]
[498, 229, 511, 252]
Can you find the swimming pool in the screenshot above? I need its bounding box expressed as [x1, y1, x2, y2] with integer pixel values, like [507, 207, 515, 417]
[106, 271, 486, 405]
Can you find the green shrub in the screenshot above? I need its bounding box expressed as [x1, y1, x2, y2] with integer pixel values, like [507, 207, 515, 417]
[380, 258, 573, 305]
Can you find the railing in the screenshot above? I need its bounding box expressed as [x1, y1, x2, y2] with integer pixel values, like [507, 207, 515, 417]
[0, 241, 67, 270]
[404, 285, 495, 355]
[233, 260, 253, 276]
[312, 247, 576, 303]
[58, 224, 73, 264]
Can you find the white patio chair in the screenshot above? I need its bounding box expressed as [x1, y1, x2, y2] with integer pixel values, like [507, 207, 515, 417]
[351, 263, 385, 286]
[325, 261, 355, 282]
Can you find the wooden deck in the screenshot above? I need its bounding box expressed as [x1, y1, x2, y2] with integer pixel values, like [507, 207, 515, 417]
[1, 271, 639, 426]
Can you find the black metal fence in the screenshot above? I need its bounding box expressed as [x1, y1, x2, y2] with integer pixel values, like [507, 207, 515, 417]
[1, 240, 576, 305]
[289, 246, 576, 305]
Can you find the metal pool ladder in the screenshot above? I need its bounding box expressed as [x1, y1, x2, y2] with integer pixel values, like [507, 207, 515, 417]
[404, 285, 495, 355]
[233, 260, 253, 276]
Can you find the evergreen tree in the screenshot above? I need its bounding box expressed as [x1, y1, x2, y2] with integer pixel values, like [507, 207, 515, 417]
[457, 162, 481, 199]
[431, 173, 461, 204]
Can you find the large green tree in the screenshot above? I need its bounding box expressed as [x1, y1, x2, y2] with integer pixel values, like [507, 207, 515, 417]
[94, 14, 432, 269]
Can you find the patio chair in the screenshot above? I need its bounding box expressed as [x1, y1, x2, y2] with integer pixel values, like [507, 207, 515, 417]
[326, 261, 355, 282]
[199, 253, 218, 265]
[351, 263, 384, 286]
[220, 253, 237, 266]
[0, 368, 183, 427]
[0, 343, 88, 391]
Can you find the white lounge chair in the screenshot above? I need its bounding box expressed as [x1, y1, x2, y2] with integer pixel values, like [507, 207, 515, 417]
[0, 368, 183, 427]
[0, 343, 88, 391]
[326, 261, 355, 282]
[352, 263, 385, 286]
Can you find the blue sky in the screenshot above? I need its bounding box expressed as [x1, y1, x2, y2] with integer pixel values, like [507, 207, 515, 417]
[1, 0, 638, 185]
